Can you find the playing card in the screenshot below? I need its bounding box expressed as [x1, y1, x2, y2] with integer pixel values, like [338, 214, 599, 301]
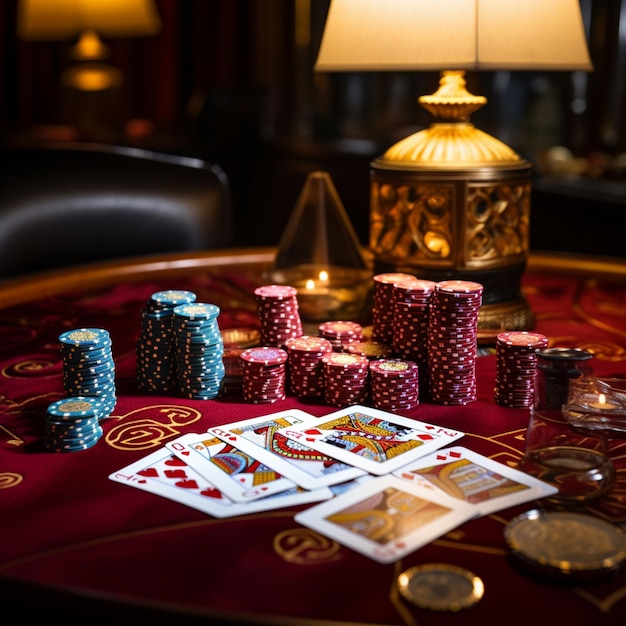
[208, 409, 367, 490]
[392, 445, 559, 515]
[165, 432, 296, 503]
[279, 405, 464, 475]
[109, 447, 333, 518]
[294, 474, 476, 564]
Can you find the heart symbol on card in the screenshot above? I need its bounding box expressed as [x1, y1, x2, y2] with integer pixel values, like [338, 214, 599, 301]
[137, 478, 148, 484]
[304, 428, 323, 436]
[175, 479, 199, 489]
[164, 469, 187, 479]
[200, 487, 222, 498]
[138, 468, 159, 477]
[165, 456, 186, 466]
[228, 435, 237, 441]
[181, 450, 190, 456]
[450, 450, 461, 458]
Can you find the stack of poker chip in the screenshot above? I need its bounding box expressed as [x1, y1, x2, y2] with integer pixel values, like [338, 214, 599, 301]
[371, 272, 415, 345]
[321, 352, 370, 407]
[44, 396, 104, 452]
[494, 331, 549, 408]
[427, 280, 484, 405]
[284, 335, 333, 398]
[59, 328, 117, 418]
[240, 346, 288, 403]
[172, 302, 224, 400]
[318, 320, 363, 351]
[369, 358, 420, 412]
[136, 289, 197, 393]
[391, 276, 436, 395]
[254, 285, 303, 347]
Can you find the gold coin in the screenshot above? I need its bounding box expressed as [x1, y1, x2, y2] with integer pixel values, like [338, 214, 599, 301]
[397, 563, 484, 611]
[504, 509, 626, 581]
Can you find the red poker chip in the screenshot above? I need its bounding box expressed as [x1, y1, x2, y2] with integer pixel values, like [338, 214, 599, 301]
[254, 285, 298, 300]
[240, 346, 288, 365]
[497, 331, 549, 347]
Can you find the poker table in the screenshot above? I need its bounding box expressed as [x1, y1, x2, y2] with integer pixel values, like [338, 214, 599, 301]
[1, 247, 625, 626]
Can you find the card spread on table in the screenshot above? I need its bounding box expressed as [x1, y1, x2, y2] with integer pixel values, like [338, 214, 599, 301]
[165, 431, 297, 502]
[294, 474, 476, 564]
[108, 447, 333, 518]
[392, 445, 559, 515]
[278, 405, 464, 475]
[208, 409, 368, 490]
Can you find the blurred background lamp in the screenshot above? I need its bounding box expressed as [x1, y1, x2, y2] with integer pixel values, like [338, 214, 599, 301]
[315, 0, 593, 333]
[17, 0, 161, 140]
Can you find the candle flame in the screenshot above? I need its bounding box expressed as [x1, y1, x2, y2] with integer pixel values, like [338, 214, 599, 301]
[599, 393, 606, 406]
[319, 270, 329, 282]
[305, 279, 315, 290]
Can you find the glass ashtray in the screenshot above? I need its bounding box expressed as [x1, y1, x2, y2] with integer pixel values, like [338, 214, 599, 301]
[562, 376, 626, 434]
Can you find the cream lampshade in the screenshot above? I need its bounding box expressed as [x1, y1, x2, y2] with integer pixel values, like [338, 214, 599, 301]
[315, 0, 592, 332]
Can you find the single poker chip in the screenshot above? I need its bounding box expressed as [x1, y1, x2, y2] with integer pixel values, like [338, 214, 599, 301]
[220, 328, 261, 349]
[254, 284, 298, 300]
[59, 328, 110, 348]
[504, 509, 626, 581]
[397, 563, 484, 612]
[47, 397, 101, 418]
[173, 302, 220, 320]
[241, 346, 288, 365]
[150, 290, 197, 306]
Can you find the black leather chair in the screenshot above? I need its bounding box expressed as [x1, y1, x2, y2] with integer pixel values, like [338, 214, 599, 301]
[0, 142, 233, 279]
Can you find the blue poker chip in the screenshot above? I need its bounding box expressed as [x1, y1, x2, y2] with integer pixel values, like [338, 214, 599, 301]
[59, 328, 111, 348]
[173, 303, 220, 320]
[150, 290, 197, 307]
[47, 397, 100, 419]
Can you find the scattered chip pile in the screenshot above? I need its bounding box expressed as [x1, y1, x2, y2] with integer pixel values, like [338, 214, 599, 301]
[254, 285, 303, 347]
[136, 289, 197, 393]
[173, 302, 224, 400]
[427, 280, 484, 405]
[494, 331, 549, 407]
[284, 335, 333, 398]
[240, 346, 289, 403]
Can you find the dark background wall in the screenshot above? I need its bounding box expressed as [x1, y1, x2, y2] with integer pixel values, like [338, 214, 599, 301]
[1, 0, 624, 256]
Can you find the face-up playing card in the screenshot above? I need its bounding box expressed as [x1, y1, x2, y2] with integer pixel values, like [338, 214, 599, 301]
[278, 405, 464, 475]
[392, 445, 559, 515]
[208, 409, 367, 490]
[164, 432, 296, 503]
[109, 447, 334, 518]
[294, 474, 476, 564]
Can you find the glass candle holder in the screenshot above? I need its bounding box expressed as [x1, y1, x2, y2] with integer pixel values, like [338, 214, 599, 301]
[562, 376, 626, 434]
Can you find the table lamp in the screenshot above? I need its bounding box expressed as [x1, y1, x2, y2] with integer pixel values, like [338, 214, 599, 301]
[17, 0, 161, 92]
[315, 0, 593, 333]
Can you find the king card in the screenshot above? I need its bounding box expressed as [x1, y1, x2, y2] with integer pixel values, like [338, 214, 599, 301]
[294, 474, 476, 564]
[392, 445, 559, 515]
[109, 447, 334, 518]
[208, 409, 367, 490]
[278, 405, 464, 475]
[165, 432, 296, 502]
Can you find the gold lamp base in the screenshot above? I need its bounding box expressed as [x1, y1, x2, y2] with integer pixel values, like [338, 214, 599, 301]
[370, 71, 534, 334]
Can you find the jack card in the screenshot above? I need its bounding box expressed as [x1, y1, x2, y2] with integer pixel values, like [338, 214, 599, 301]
[109, 447, 333, 518]
[392, 445, 559, 515]
[279, 405, 464, 475]
[208, 409, 367, 490]
[165, 432, 296, 503]
[294, 474, 475, 564]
